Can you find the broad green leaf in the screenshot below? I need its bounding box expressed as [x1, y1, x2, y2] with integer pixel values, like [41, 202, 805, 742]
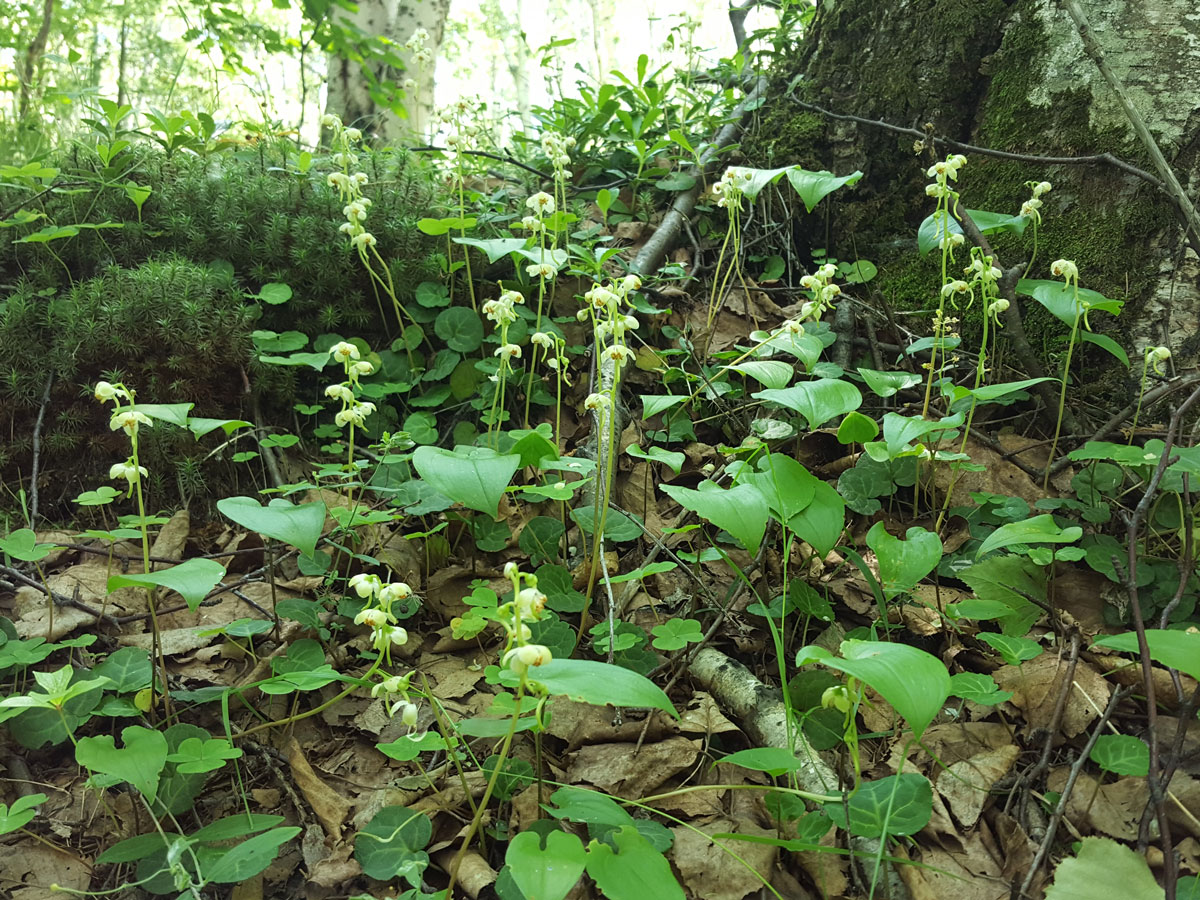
[585, 825, 684, 900]
[417, 215, 476, 235]
[626, 443, 685, 474]
[507, 830, 587, 900]
[725, 360, 794, 389]
[824, 774, 932, 838]
[956, 555, 1044, 636]
[413, 446, 521, 518]
[452, 236, 527, 262]
[0, 528, 55, 562]
[917, 208, 1028, 255]
[1016, 279, 1124, 328]
[93, 647, 152, 693]
[255, 283, 292, 305]
[836, 411, 878, 444]
[1089, 734, 1148, 776]
[723, 747, 810, 777]
[217, 496, 326, 558]
[531, 658, 678, 718]
[783, 167, 863, 212]
[866, 523, 942, 599]
[354, 806, 432, 882]
[76, 725, 167, 801]
[785, 479, 845, 558]
[962, 377, 1055, 402]
[1093, 629, 1200, 681]
[754, 378, 862, 431]
[797, 640, 949, 739]
[128, 402, 193, 427]
[0, 792, 47, 835]
[1080, 331, 1130, 367]
[107, 558, 226, 613]
[433, 307, 484, 352]
[650, 618, 702, 650]
[948, 672, 1012, 705]
[641, 394, 687, 419]
[166, 737, 242, 774]
[185, 417, 252, 439]
[660, 482, 768, 556]
[1043, 837, 1163, 900]
[737, 455, 816, 525]
[976, 514, 1082, 558]
[206, 826, 302, 883]
[979, 632, 1042, 665]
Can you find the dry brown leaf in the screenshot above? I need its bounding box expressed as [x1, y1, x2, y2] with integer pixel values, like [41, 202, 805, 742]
[912, 722, 1015, 768]
[912, 830, 1007, 900]
[1047, 769, 1145, 839]
[794, 827, 849, 899]
[566, 736, 700, 799]
[936, 743, 1020, 827]
[993, 654, 1110, 737]
[149, 508, 190, 564]
[671, 816, 778, 900]
[932, 434, 1053, 509]
[0, 841, 91, 896]
[545, 698, 678, 750]
[285, 737, 353, 840]
[677, 691, 741, 736]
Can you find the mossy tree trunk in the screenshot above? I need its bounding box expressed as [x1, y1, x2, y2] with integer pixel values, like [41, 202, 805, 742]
[753, 0, 1200, 402]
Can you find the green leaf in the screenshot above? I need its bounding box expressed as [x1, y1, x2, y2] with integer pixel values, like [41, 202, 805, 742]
[519, 516, 564, 566]
[956, 555, 1044, 637]
[754, 379, 862, 431]
[206, 826, 302, 883]
[917, 208, 1028, 255]
[1089, 734, 1148, 776]
[626, 443, 685, 474]
[660, 482, 768, 556]
[531, 659, 678, 718]
[507, 830, 587, 900]
[641, 394, 688, 419]
[417, 215, 476, 235]
[452, 236, 527, 262]
[354, 806, 432, 882]
[976, 514, 1082, 558]
[866, 523, 942, 600]
[107, 557, 226, 613]
[434, 307, 484, 352]
[76, 725, 167, 801]
[1043, 837, 1163, 900]
[412, 446, 520, 518]
[961, 376, 1055, 402]
[723, 747, 810, 777]
[217, 496, 327, 558]
[1016, 279, 1124, 328]
[585, 825, 684, 900]
[0, 792, 47, 835]
[948, 672, 1012, 706]
[185, 417, 252, 439]
[255, 283, 293, 305]
[783, 167, 862, 213]
[0, 528, 55, 562]
[1079, 331, 1130, 367]
[837, 411, 878, 444]
[166, 737, 242, 774]
[128, 402, 193, 427]
[979, 632, 1042, 665]
[725, 360, 794, 389]
[785, 479, 845, 558]
[825, 774, 932, 838]
[92, 647, 152, 693]
[650, 618, 702, 651]
[1093, 629, 1200, 681]
[796, 640, 949, 739]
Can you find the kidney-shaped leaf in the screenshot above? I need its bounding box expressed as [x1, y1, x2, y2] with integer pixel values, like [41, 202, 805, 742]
[413, 446, 521, 518]
[217, 496, 327, 558]
[797, 640, 949, 739]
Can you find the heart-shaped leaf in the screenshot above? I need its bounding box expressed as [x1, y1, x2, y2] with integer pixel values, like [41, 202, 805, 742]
[108, 557, 226, 612]
[660, 482, 768, 556]
[866, 523, 942, 599]
[413, 446, 521, 518]
[76, 725, 167, 801]
[507, 830, 587, 900]
[754, 379, 862, 431]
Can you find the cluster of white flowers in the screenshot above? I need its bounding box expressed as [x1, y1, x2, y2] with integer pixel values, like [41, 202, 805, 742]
[580, 275, 642, 373]
[540, 130, 576, 173]
[1020, 180, 1052, 220]
[349, 572, 415, 671]
[95, 381, 151, 495]
[712, 166, 754, 210]
[482, 289, 524, 328]
[321, 118, 379, 256]
[786, 262, 841, 327]
[530, 330, 570, 381]
[498, 562, 552, 678]
[326, 341, 377, 431]
[404, 27, 433, 66]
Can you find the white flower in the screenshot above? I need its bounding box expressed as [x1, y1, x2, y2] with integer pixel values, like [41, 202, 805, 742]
[352, 232, 377, 250]
[585, 285, 618, 308]
[799, 275, 821, 290]
[940, 280, 970, 297]
[354, 607, 391, 629]
[503, 562, 519, 579]
[413, 48, 433, 65]
[530, 332, 554, 349]
[516, 588, 546, 619]
[621, 315, 640, 332]
[799, 301, 820, 319]
[399, 702, 419, 726]
[1032, 181, 1052, 197]
[351, 360, 375, 377]
[939, 233, 965, 249]
[821, 283, 842, 302]
[499, 289, 524, 306]
[379, 582, 413, 605]
[504, 643, 552, 675]
[819, 264, 837, 280]
[320, 113, 341, 129]
[109, 410, 152, 436]
[520, 215, 543, 232]
[621, 275, 642, 293]
[335, 401, 376, 428]
[988, 298, 1010, 315]
[949, 154, 967, 169]
[351, 172, 369, 187]
[94, 381, 130, 404]
[780, 318, 805, 334]
[402, 77, 418, 91]
[326, 172, 350, 190]
[525, 192, 555, 215]
[495, 343, 522, 360]
[109, 460, 148, 484]
[325, 384, 355, 404]
[526, 263, 558, 279]
[1050, 259, 1079, 281]
[606, 344, 632, 366]
[584, 392, 610, 411]
[373, 623, 409, 651]
[339, 222, 357, 235]
[1151, 346, 1172, 362]
[926, 183, 947, 198]
[330, 341, 360, 362]
[1020, 199, 1042, 218]
[343, 127, 362, 143]
[349, 573, 382, 598]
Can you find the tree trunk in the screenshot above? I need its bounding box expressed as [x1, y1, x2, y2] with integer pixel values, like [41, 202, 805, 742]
[18, 0, 56, 123]
[324, 0, 451, 142]
[752, 0, 1200, 398]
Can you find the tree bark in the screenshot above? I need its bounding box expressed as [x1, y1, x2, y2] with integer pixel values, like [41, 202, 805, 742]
[18, 0, 56, 123]
[324, 0, 451, 141]
[752, 0, 1200, 399]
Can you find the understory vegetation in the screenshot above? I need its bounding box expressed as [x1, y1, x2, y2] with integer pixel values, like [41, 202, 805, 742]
[1, 5, 1198, 900]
